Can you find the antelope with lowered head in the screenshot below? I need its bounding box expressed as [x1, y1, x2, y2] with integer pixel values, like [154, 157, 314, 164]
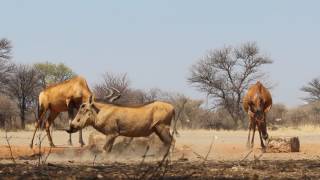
[66, 96, 175, 153]
[243, 81, 272, 149]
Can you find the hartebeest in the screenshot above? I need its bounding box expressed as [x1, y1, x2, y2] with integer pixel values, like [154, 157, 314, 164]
[30, 76, 121, 148]
[243, 81, 272, 149]
[66, 96, 175, 152]
[30, 76, 92, 148]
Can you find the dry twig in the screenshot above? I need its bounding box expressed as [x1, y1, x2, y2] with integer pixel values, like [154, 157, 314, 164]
[92, 154, 98, 167]
[5, 130, 16, 164]
[239, 149, 253, 164]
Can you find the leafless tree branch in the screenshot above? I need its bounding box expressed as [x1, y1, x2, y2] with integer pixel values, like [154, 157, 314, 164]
[93, 72, 129, 103]
[5, 64, 41, 129]
[188, 42, 273, 128]
[301, 77, 320, 103]
[0, 38, 14, 94]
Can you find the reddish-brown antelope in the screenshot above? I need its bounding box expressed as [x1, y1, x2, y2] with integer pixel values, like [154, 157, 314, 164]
[243, 81, 272, 149]
[30, 76, 121, 148]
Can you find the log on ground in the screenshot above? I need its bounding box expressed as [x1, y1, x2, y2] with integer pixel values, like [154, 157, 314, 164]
[266, 136, 300, 153]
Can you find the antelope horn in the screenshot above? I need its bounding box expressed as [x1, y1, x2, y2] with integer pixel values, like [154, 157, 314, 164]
[109, 87, 121, 102]
[105, 88, 114, 99]
[109, 94, 121, 102]
[111, 87, 120, 94]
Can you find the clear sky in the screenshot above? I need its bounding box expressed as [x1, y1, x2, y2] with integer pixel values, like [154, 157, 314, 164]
[1, 0, 319, 107]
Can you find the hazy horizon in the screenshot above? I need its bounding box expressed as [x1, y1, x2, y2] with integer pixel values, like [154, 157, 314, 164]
[2, 0, 320, 108]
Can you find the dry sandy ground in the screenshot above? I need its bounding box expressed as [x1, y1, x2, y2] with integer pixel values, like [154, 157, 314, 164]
[1, 128, 320, 162]
[0, 128, 319, 179]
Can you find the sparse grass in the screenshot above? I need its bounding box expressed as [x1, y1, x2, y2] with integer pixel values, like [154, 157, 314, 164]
[177, 125, 320, 134]
[1, 125, 319, 139]
[275, 124, 320, 132]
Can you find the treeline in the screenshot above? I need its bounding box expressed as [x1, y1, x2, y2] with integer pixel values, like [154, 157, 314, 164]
[1, 38, 320, 130]
[0, 38, 76, 129]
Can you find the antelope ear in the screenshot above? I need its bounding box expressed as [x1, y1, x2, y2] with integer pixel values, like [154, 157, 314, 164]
[89, 95, 99, 113]
[264, 105, 272, 113]
[89, 95, 94, 105]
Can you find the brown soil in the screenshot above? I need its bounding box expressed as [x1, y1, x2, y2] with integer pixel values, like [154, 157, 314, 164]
[0, 159, 319, 179]
[0, 129, 319, 179]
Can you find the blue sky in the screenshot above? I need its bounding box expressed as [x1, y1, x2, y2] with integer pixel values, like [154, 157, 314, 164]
[1, 0, 320, 107]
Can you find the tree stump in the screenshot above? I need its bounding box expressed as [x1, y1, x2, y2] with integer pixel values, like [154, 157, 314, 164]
[266, 136, 300, 153]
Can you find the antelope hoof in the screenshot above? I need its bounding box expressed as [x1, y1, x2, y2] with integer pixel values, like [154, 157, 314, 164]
[30, 144, 34, 149]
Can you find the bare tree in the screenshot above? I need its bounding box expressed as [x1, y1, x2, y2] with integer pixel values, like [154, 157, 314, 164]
[94, 73, 171, 105]
[143, 88, 167, 102]
[0, 39, 12, 60]
[0, 38, 14, 93]
[188, 42, 272, 128]
[6, 64, 41, 129]
[93, 72, 130, 103]
[0, 95, 17, 129]
[301, 77, 320, 103]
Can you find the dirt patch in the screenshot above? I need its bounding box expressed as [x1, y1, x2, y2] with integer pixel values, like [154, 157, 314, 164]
[0, 160, 320, 179]
[0, 145, 85, 159]
[0, 129, 320, 179]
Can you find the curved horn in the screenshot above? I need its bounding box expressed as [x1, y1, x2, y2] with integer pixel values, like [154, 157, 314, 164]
[109, 87, 121, 102]
[105, 87, 114, 99]
[111, 87, 120, 94]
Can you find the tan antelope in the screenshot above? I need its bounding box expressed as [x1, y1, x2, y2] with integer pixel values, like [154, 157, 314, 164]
[243, 81, 272, 149]
[66, 96, 175, 152]
[30, 76, 121, 148]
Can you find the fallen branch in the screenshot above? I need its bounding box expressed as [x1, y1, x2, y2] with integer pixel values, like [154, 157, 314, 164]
[238, 150, 253, 164]
[42, 145, 52, 165]
[192, 151, 206, 161]
[204, 135, 215, 162]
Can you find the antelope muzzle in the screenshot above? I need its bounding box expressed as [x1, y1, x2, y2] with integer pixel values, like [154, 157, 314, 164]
[65, 124, 78, 134]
